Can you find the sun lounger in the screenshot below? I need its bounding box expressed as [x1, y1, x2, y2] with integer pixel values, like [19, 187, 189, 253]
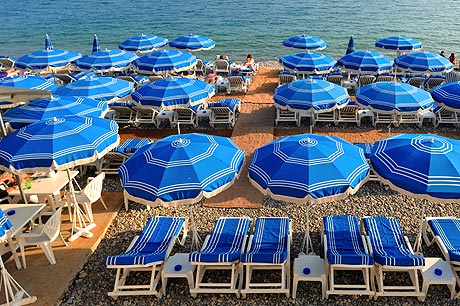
[435, 105, 460, 127]
[323, 215, 374, 297]
[105, 216, 187, 298]
[226, 74, 251, 93]
[407, 76, 425, 88]
[335, 100, 359, 125]
[173, 106, 198, 127]
[375, 75, 394, 82]
[189, 217, 251, 297]
[278, 71, 296, 86]
[208, 98, 241, 128]
[132, 105, 159, 127]
[213, 59, 230, 75]
[358, 75, 376, 87]
[275, 107, 298, 126]
[108, 101, 136, 125]
[362, 216, 425, 299]
[327, 74, 344, 86]
[423, 217, 460, 292]
[239, 217, 290, 298]
[424, 76, 445, 91]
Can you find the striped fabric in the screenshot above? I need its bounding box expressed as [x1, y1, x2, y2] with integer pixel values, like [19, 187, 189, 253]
[105, 216, 184, 265]
[352, 142, 373, 159]
[240, 217, 289, 264]
[363, 217, 425, 267]
[114, 138, 151, 154]
[323, 215, 373, 265]
[207, 98, 241, 112]
[0, 208, 12, 238]
[428, 218, 460, 262]
[189, 217, 251, 263]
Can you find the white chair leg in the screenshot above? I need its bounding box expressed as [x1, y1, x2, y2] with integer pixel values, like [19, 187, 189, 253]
[100, 197, 108, 210]
[19, 243, 27, 269]
[40, 242, 56, 265]
[82, 203, 94, 223]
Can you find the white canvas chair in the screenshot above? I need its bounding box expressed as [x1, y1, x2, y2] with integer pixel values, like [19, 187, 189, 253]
[314, 109, 336, 124]
[195, 58, 206, 77]
[105, 216, 187, 298]
[239, 217, 291, 298]
[424, 77, 445, 91]
[17, 207, 64, 268]
[275, 107, 298, 126]
[407, 77, 425, 88]
[173, 107, 198, 127]
[422, 217, 460, 298]
[208, 98, 241, 128]
[227, 75, 250, 93]
[373, 111, 398, 126]
[108, 102, 136, 125]
[214, 59, 230, 75]
[73, 172, 106, 223]
[435, 106, 459, 127]
[397, 111, 422, 126]
[362, 216, 425, 300]
[189, 217, 251, 297]
[322, 215, 375, 298]
[358, 75, 376, 87]
[327, 74, 344, 86]
[336, 103, 359, 125]
[132, 105, 158, 127]
[278, 72, 296, 86]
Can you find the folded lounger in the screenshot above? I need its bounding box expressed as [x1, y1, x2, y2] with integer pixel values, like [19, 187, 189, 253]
[362, 216, 425, 299]
[188, 217, 251, 297]
[239, 217, 291, 298]
[323, 215, 374, 297]
[105, 216, 187, 298]
[423, 217, 460, 292]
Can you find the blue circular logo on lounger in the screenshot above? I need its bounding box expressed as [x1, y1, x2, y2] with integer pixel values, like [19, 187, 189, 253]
[303, 267, 311, 275]
[174, 264, 182, 271]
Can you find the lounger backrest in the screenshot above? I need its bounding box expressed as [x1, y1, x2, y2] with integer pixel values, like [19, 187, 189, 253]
[252, 217, 289, 247]
[363, 216, 407, 251]
[428, 218, 460, 261]
[324, 215, 367, 254]
[202, 217, 251, 251]
[116, 138, 152, 154]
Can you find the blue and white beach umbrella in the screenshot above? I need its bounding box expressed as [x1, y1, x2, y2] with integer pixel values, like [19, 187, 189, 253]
[279, 52, 336, 74]
[132, 77, 214, 110]
[119, 133, 245, 207]
[282, 35, 327, 51]
[0, 75, 58, 91]
[133, 50, 197, 74]
[119, 34, 168, 54]
[54, 76, 134, 100]
[92, 34, 100, 53]
[375, 35, 422, 52]
[394, 52, 453, 74]
[15, 34, 81, 71]
[2, 96, 108, 129]
[249, 134, 369, 254]
[346, 36, 355, 55]
[370, 134, 460, 253]
[337, 51, 393, 74]
[431, 81, 460, 111]
[356, 81, 434, 113]
[0, 116, 119, 174]
[75, 48, 138, 73]
[168, 34, 215, 51]
[274, 79, 349, 112]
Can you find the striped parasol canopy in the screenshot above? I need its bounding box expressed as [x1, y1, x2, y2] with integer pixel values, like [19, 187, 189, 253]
[431, 81, 460, 111]
[0, 75, 58, 91]
[394, 52, 453, 74]
[337, 51, 393, 74]
[75, 48, 138, 73]
[168, 34, 215, 51]
[375, 35, 422, 52]
[133, 49, 196, 74]
[279, 52, 336, 74]
[119, 34, 168, 54]
[282, 35, 327, 51]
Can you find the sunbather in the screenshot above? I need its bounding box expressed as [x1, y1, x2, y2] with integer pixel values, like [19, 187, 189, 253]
[243, 54, 255, 70]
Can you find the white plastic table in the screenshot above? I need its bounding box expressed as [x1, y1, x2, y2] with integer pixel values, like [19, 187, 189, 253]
[161, 253, 195, 296]
[155, 111, 175, 128]
[1, 203, 45, 269]
[421, 257, 456, 300]
[292, 255, 326, 299]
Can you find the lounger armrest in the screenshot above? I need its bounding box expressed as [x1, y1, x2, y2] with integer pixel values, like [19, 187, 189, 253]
[323, 234, 327, 257]
[361, 235, 370, 254]
[177, 218, 189, 246]
[433, 236, 451, 262]
[365, 236, 374, 257]
[403, 236, 415, 254]
[125, 235, 139, 252]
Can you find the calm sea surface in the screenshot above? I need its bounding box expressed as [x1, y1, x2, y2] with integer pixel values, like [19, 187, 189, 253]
[1, 0, 458, 62]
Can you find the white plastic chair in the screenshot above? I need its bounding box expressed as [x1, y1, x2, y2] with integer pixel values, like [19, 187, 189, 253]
[74, 172, 107, 223]
[17, 207, 64, 268]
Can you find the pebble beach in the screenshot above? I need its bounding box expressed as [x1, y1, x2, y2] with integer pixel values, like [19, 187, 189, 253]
[52, 66, 460, 306]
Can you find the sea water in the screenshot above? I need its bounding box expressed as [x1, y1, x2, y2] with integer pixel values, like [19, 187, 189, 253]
[1, 0, 458, 62]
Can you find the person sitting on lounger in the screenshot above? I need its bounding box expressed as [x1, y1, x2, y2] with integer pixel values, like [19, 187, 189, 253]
[448, 53, 456, 65]
[243, 54, 255, 70]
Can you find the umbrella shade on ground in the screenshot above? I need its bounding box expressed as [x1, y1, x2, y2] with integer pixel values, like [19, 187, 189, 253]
[133, 49, 197, 74]
[337, 51, 393, 74]
[431, 81, 460, 111]
[119, 34, 168, 54]
[282, 35, 327, 51]
[248, 134, 369, 254]
[346, 36, 355, 55]
[15, 34, 81, 72]
[394, 52, 453, 73]
[0, 115, 119, 174]
[119, 133, 245, 207]
[274, 79, 349, 112]
[279, 52, 336, 74]
[2, 95, 108, 129]
[54, 76, 134, 101]
[168, 34, 215, 51]
[0, 75, 58, 91]
[375, 35, 422, 52]
[132, 77, 214, 110]
[75, 48, 137, 73]
[356, 81, 434, 113]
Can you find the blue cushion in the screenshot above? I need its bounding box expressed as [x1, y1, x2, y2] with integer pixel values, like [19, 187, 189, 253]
[428, 218, 460, 262]
[363, 217, 425, 267]
[109, 101, 135, 107]
[115, 138, 151, 154]
[208, 98, 241, 111]
[105, 217, 184, 266]
[324, 215, 373, 265]
[189, 217, 251, 263]
[240, 217, 289, 264]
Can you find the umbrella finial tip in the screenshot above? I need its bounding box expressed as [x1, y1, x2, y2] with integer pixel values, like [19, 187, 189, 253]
[430, 137, 435, 143]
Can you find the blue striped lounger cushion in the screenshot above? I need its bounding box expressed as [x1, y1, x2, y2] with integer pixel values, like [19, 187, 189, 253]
[115, 138, 151, 154]
[324, 215, 374, 265]
[105, 216, 184, 266]
[428, 218, 460, 262]
[189, 217, 251, 263]
[240, 217, 289, 264]
[363, 216, 425, 267]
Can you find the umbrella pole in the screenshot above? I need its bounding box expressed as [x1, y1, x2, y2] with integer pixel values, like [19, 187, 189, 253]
[14, 174, 28, 204]
[188, 205, 201, 251]
[0, 256, 37, 306]
[67, 169, 95, 242]
[414, 199, 426, 255]
[300, 204, 315, 255]
[0, 113, 7, 137]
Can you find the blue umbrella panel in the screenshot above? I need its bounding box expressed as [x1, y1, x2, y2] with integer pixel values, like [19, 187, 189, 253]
[430, 81, 460, 111]
[282, 35, 327, 51]
[394, 52, 453, 74]
[168, 34, 215, 51]
[119, 34, 168, 54]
